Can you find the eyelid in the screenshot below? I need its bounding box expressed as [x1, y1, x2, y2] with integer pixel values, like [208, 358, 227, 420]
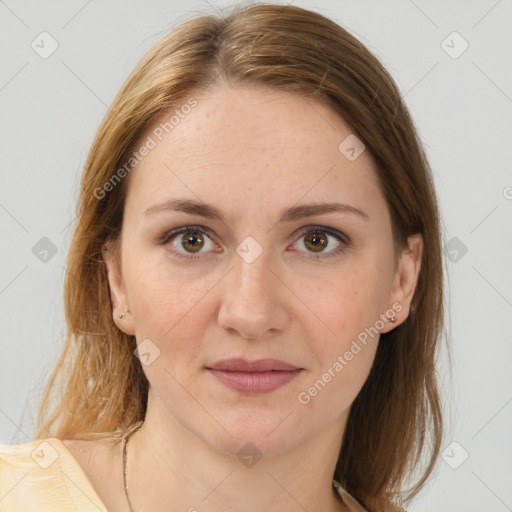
[295, 225, 351, 245]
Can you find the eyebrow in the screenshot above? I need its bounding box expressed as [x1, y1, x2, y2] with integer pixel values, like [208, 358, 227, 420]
[144, 198, 370, 223]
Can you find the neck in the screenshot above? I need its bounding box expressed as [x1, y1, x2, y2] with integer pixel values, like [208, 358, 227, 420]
[124, 391, 347, 512]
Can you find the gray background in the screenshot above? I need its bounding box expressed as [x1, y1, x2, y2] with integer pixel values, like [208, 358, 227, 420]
[1, 0, 511, 510]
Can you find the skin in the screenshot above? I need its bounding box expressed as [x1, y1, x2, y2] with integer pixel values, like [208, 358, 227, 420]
[88, 83, 423, 511]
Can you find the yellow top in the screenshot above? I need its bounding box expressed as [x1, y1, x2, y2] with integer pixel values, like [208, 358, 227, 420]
[0, 438, 369, 511]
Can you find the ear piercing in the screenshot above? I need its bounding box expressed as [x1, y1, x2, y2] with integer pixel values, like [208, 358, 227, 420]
[119, 310, 131, 319]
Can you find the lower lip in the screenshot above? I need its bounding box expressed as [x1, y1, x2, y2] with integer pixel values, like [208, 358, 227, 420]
[207, 369, 302, 394]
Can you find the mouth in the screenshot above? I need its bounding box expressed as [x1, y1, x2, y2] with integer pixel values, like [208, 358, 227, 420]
[205, 358, 303, 394]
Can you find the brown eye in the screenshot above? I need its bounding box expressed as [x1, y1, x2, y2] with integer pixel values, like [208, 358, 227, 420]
[303, 231, 328, 253]
[293, 226, 350, 259]
[160, 224, 350, 262]
[180, 230, 205, 253]
[160, 226, 217, 260]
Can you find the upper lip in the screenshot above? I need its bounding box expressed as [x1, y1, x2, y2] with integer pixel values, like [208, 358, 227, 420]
[207, 358, 301, 372]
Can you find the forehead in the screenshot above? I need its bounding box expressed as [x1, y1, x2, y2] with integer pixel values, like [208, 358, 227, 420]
[124, 84, 385, 222]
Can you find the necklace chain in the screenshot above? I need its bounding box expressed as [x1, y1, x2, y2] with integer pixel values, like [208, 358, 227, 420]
[122, 422, 143, 512]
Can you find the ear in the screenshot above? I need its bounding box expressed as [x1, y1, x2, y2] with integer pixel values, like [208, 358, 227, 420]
[102, 240, 135, 336]
[380, 233, 423, 334]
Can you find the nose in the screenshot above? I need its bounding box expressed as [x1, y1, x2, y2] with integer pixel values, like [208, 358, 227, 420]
[217, 249, 288, 340]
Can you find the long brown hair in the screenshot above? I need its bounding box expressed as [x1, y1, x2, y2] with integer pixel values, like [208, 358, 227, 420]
[34, 3, 446, 510]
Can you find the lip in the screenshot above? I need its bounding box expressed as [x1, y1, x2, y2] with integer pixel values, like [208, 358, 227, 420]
[206, 358, 303, 394]
[207, 358, 300, 372]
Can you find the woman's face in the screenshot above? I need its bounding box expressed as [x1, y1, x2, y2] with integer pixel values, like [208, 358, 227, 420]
[104, 84, 421, 456]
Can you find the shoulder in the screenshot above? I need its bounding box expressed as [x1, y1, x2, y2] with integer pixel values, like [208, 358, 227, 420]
[0, 436, 116, 469]
[0, 437, 68, 509]
[61, 436, 125, 510]
[0, 437, 112, 511]
[0, 437, 53, 470]
[61, 436, 118, 467]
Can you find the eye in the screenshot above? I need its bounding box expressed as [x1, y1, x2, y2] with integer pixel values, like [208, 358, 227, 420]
[161, 226, 218, 261]
[158, 225, 351, 261]
[291, 226, 351, 259]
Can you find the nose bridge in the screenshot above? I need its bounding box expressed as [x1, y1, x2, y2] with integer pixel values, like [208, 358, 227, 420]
[233, 248, 272, 304]
[218, 242, 286, 339]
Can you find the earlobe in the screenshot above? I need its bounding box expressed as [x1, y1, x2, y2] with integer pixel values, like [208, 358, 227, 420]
[381, 234, 423, 333]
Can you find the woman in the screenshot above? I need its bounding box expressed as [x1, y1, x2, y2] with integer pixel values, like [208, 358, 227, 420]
[0, 3, 445, 511]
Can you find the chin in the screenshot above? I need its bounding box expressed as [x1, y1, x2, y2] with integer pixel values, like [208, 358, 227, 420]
[200, 412, 309, 459]
[215, 432, 300, 461]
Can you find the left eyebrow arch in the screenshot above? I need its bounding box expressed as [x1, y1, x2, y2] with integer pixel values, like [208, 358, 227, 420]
[143, 198, 370, 223]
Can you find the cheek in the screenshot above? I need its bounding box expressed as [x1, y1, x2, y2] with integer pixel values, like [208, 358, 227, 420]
[298, 265, 383, 394]
[304, 266, 383, 345]
[301, 285, 379, 415]
[125, 257, 213, 348]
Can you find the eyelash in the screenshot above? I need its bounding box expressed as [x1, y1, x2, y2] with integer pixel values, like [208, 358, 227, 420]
[157, 224, 352, 262]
